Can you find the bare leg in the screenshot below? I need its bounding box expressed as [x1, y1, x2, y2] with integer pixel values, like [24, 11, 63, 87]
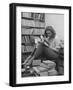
[22, 55, 32, 65]
[26, 55, 35, 65]
[24, 43, 44, 65]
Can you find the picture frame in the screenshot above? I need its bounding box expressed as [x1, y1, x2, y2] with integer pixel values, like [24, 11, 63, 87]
[9, 3, 71, 87]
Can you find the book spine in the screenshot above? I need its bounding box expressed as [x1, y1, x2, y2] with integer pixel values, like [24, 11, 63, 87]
[22, 36, 25, 43]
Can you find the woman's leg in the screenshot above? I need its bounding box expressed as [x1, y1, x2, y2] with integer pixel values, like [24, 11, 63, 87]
[44, 46, 59, 60]
[22, 55, 32, 65]
[25, 43, 44, 65]
[43, 46, 59, 72]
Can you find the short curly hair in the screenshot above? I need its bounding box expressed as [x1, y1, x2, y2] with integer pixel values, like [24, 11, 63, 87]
[44, 26, 56, 40]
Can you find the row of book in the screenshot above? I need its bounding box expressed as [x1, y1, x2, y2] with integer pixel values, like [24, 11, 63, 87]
[21, 45, 35, 53]
[21, 12, 45, 22]
[22, 36, 35, 44]
[22, 36, 30, 44]
[21, 12, 31, 18]
[21, 28, 33, 35]
[21, 19, 45, 28]
[21, 28, 45, 35]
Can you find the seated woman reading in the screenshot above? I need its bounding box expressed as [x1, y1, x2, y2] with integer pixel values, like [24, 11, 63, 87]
[23, 26, 59, 67]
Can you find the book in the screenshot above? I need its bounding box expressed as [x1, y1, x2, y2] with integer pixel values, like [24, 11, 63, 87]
[33, 66, 48, 76]
[25, 36, 30, 44]
[39, 71, 48, 76]
[22, 36, 26, 43]
[32, 60, 41, 66]
[21, 45, 26, 53]
[40, 13, 45, 22]
[33, 66, 48, 73]
[43, 60, 56, 65]
[40, 62, 55, 69]
[48, 68, 58, 76]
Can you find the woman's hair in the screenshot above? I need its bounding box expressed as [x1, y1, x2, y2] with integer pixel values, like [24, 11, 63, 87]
[44, 26, 56, 40]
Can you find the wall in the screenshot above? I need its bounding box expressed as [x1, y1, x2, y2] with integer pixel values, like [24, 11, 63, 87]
[45, 14, 64, 40]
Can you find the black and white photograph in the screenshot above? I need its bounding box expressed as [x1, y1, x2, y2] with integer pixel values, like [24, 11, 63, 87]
[21, 12, 64, 77]
[10, 3, 71, 87]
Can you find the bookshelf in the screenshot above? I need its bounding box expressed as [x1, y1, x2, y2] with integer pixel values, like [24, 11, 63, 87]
[21, 12, 45, 62]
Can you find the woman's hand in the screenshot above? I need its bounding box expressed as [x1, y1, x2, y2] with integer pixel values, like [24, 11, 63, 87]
[44, 37, 50, 45]
[40, 35, 44, 43]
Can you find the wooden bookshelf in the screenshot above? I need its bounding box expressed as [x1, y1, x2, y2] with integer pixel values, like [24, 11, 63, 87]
[21, 12, 45, 62]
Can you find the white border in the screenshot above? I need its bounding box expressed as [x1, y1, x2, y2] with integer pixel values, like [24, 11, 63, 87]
[16, 6, 69, 84]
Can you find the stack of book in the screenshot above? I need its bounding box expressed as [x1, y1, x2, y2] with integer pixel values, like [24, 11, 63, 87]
[33, 66, 48, 76]
[33, 60, 58, 76]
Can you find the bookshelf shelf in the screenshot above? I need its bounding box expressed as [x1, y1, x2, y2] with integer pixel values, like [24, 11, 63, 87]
[22, 52, 31, 55]
[22, 34, 43, 36]
[22, 51, 32, 53]
[22, 26, 45, 29]
[22, 43, 35, 46]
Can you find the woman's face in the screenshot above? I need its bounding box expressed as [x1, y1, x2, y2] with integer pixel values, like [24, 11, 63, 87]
[46, 30, 52, 38]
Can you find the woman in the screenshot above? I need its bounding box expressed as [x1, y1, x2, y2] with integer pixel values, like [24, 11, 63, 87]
[23, 26, 59, 66]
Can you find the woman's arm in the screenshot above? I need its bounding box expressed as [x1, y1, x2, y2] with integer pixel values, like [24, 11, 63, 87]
[41, 37, 50, 47]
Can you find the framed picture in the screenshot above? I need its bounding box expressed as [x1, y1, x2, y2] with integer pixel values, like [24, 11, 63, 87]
[9, 3, 71, 87]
